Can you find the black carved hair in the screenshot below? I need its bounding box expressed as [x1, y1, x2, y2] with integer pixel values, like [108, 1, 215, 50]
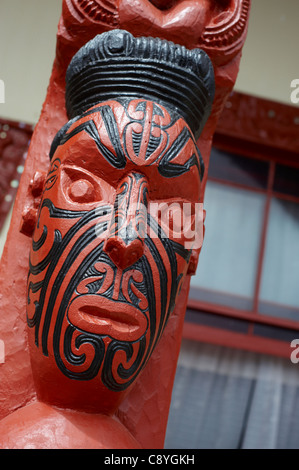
[64, 29, 215, 141]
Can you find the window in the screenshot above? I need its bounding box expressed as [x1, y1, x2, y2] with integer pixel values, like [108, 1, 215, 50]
[185, 92, 299, 357]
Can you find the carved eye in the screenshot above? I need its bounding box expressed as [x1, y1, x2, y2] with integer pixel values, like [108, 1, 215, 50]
[61, 166, 103, 204]
[68, 179, 96, 203]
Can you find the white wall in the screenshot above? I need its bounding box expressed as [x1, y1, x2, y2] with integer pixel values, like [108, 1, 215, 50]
[0, 0, 62, 251]
[0, 0, 62, 124]
[235, 0, 299, 105]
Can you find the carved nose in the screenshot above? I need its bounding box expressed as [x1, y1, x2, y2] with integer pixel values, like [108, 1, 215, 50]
[104, 234, 144, 270]
[104, 172, 148, 269]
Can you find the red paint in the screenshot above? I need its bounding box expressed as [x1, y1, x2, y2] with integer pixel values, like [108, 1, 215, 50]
[0, 401, 141, 449]
[183, 322, 292, 359]
[0, 0, 251, 449]
[25, 99, 202, 418]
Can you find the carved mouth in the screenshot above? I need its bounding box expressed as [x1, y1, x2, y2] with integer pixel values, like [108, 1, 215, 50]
[67, 294, 148, 341]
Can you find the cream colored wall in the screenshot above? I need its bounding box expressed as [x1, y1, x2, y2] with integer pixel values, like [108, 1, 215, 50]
[0, 0, 298, 252]
[0, 0, 62, 124]
[235, 0, 299, 104]
[0, 0, 62, 252]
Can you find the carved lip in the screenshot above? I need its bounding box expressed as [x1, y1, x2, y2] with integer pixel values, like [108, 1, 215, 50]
[68, 294, 148, 341]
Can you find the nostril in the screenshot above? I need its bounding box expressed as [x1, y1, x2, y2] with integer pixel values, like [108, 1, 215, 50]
[105, 242, 120, 263]
[104, 237, 144, 270]
[127, 245, 143, 265]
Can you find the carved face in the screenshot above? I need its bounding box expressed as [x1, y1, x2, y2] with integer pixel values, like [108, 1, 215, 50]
[27, 99, 203, 412]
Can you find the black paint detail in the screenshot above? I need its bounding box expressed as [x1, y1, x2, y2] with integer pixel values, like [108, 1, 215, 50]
[50, 100, 205, 180]
[28, 204, 109, 348]
[40, 198, 89, 220]
[62, 325, 105, 381]
[102, 337, 146, 391]
[28, 280, 44, 296]
[158, 126, 201, 178]
[28, 199, 187, 389]
[146, 214, 179, 322]
[99, 105, 127, 167]
[26, 301, 40, 328]
[170, 239, 192, 263]
[49, 117, 80, 160]
[57, 119, 127, 169]
[29, 230, 62, 276]
[42, 225, 104, 356]
[65, 30, 215, 141]
[32, 226, 48, 251]
[50, 29, 213, 186]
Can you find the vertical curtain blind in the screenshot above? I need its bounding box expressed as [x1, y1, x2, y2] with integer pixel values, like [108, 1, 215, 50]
[165, 339, 299, 449]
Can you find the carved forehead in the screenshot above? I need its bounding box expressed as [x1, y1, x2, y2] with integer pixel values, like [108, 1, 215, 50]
[50, 99, 204, 180]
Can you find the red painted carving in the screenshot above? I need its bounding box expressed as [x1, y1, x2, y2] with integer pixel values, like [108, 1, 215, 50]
[0, 0, 251, 449]
[23, 98, 202, 420]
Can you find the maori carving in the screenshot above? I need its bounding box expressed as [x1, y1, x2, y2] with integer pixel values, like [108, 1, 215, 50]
[65, 0, 250, 61]
[0, 0, 250, 450]
[198, 0, 251, 63]
[68, 0, 118, 25]
[59, 1, 251, 128]
[25, 31, 214, 414]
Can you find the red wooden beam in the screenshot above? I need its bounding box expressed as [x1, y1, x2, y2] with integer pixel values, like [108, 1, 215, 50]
[187, 298, 299, 331]
[183, 322, 293, 359]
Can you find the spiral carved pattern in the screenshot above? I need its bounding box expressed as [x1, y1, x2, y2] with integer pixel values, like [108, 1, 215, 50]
[68, 0, 118, 25]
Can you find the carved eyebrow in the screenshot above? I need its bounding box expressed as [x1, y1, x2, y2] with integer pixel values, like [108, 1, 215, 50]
[158, 126, 204, 180]
[52, 107, 127, 169]
[99, 105, 125, 165]
[50, 103, 204, 180]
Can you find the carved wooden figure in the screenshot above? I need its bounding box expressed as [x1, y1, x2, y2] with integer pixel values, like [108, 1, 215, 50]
[0, 1, 251, 449]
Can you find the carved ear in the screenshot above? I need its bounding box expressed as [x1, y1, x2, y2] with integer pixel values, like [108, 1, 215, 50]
[187, 247, 201, 276]
[19, 170, 46, 237]
[187, 209, 206, 276]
